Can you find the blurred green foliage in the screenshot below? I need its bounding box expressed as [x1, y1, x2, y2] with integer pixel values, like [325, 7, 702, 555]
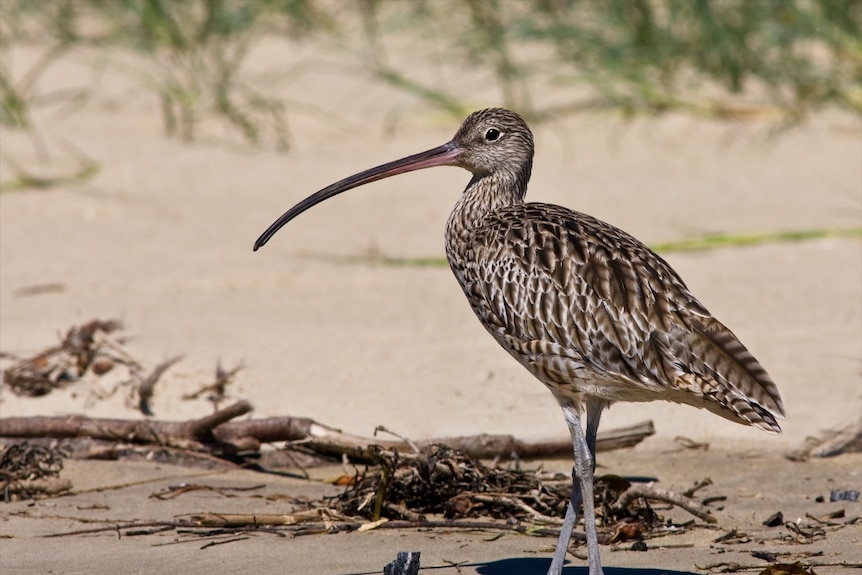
[360, 0, 862, 121]
[0, 0, 332, 148]
[1, 0, 860, 147]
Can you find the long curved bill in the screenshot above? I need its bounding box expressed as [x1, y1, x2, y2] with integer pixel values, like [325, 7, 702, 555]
[253, 140, 464, 251]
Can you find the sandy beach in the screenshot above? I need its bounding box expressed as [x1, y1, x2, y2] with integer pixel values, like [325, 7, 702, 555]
[1, 38, 861, 574]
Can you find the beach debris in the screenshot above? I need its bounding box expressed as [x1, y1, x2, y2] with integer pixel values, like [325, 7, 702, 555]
[0, 441, 70, 501]
[0, 400, 254, 456]
[757, 562, 818, 575]
[288, 419, 655, 465]
[182, 361, 243, 409]
[684, 477, 714, 497]
[712, 528, 750, 544]
[331, 443, 713, 542]
[0, 318, 186, 413]
[763, 511, 784, 527]
[608, 481, 717, 524]
[2, 319, 126, 396]
[808, 509, 845, 523]
[783, 520, 826, 544]
[673, 436, 710, 451]
[137, 355, 184, 416]
[752, 550, 778, 562]
[828, 489, 859, 502]
[384, 552, 420, 575]
[0, 410, 654, 469]
[787, 420, 862, 460]
[150, 483, 267, 500]
[700, 555, 860, 573]
[2, 321, 654, 468]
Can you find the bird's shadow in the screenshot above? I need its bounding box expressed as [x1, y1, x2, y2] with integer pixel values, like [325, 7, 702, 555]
[474, 558, 697, 575]
[344, 558, 697, 575]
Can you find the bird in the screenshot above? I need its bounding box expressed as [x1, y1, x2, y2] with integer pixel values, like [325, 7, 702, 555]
[253, 108, 785, 575]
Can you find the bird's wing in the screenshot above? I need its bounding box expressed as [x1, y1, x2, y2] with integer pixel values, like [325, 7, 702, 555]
[458, 203, 784, 430]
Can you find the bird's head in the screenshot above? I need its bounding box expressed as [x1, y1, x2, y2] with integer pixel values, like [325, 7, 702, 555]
[253, 107, 534, 251]
[451, 108, 534, 186]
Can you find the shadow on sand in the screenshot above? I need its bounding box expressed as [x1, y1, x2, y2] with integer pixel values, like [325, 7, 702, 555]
[474, 558, 698, 575]
[347, 558, 698, 575]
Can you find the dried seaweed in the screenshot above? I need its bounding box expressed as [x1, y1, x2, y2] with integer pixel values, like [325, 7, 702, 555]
[332, 444, 566, 521]
[3, 319, 126, 396]
[329, 443, 704, 542]
[0, 440, 70, 501]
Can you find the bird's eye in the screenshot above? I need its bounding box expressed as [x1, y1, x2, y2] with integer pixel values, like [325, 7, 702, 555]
[485, 128, 501, 141]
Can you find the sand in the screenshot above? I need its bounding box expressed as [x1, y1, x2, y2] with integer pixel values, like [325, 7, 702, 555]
[1, 40, 861, 574]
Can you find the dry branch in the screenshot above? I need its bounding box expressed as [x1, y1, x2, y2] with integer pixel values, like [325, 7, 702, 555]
[0, 412, 653, 463]
[415, 419, 654, 458]
[0, 401, 252, 451]
[283, 419, 655, 463]
[610, 483, 717, 523]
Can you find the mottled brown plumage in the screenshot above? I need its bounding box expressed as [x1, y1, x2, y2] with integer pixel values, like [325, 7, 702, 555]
[448, 196, 783, 431]
[254, 107, 785, 575]
[441, 109, 783, 436]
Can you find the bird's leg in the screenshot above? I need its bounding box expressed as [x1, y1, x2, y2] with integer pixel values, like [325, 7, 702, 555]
[584, 398, 605, 466]
[546, 480, 582, 575]
[581, 399, 606, 575]
[547, 404, 605, 575]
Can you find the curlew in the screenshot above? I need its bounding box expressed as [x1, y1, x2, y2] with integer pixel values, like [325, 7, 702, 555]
[254, 108, 785, 575]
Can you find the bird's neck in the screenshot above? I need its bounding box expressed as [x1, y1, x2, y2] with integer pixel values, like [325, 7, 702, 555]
[445, 172, 525, 254]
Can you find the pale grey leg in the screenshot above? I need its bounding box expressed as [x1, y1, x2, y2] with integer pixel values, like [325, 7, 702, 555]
[546, 401, 605, 575]
[546, 484, 581, 575]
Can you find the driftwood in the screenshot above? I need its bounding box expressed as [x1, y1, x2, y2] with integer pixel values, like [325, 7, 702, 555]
[1, 319, 654, 466]
[0, 401, 253, 452]
[0, 407, 654, 463]
[227, 419, 654, 461]
[610, 483, 717, 523]
[788, 419, 862, 460]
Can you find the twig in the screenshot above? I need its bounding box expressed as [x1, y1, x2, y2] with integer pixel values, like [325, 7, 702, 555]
[149, 483, 266, 500]
[200, 536, 249, 549]
[375, 426, 420, 454]
[683, 477, 713, 497]
[182, 361, 243, 409]
[43, 516, 577, 540]
[468, 493, 562, 524]
[137, 355, 183, 416]
[611, 484, 716, 523]
[44, 521, 185, 537]
[182, 400, 253, 439]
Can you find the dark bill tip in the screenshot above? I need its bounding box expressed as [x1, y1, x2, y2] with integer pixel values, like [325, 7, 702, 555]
[253, 141, 462, 251]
